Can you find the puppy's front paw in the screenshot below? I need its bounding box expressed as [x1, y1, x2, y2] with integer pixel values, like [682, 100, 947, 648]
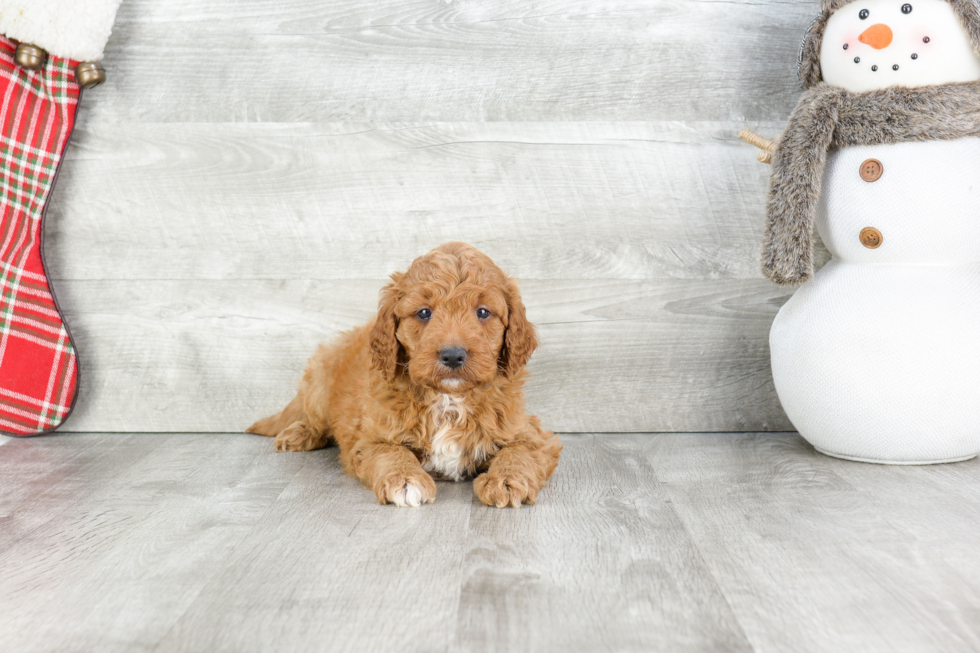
[474, 472, 539, 509]
[376, 471, 437, 507]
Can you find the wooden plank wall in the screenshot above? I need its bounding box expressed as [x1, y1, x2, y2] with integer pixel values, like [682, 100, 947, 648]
[47, 0, 825, 433]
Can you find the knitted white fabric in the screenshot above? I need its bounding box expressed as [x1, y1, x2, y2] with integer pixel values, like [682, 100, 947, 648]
[0, 0, 123, 61]
[817, 137, 980, 264]
[771, 137, 980, 463]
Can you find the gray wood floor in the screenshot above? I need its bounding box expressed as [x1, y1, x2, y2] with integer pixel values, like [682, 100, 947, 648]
[1, 433, 978, 652]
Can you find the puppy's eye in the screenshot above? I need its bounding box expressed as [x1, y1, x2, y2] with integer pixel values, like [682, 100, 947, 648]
[416, 308, 432, 321]
[902, 3, 912, 14]
[476, 307, 491, 320]
[859, 8, 869, 18]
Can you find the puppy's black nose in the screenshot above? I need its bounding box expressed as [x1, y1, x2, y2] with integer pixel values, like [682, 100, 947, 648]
[439, 346, 467, 370]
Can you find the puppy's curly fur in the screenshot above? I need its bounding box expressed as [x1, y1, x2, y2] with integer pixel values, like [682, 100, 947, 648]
[248, 242, 561, 508]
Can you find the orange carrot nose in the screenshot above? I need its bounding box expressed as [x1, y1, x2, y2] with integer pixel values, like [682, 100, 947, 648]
[859, 23, 893, 49]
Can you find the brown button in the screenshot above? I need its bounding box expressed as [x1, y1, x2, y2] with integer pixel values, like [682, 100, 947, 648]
[860, 158, 883, 182]
[860, 227, 883, 249]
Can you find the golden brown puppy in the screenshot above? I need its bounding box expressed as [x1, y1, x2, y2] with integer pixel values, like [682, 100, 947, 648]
[248, 242, 561, 508]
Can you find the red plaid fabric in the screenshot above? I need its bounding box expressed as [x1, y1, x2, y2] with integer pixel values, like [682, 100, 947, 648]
[0, 37, 80, 436]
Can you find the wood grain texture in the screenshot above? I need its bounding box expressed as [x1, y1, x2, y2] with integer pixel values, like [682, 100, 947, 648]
[0, 434, 307, 652]
[453, 435, 753, 653]
[47, 121, 781, 282]
[92, 0, 812, 123]
[2, 433, 979, 652]
[653, 434, 980, 653]
[156, 446, 475, 653]
[0, 433, 157, 553]
[52, 278, 794, 433]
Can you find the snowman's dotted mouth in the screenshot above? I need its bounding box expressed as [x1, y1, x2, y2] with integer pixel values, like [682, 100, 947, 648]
[864, 63, 909, 72]
[852, 55, 917, 71]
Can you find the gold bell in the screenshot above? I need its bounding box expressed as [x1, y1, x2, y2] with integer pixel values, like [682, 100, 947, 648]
[75, 62, 106, 89]
[14, 43, 47, 70]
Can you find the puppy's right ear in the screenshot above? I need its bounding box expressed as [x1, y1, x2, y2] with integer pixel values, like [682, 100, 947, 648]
[370, 273, 403, 383]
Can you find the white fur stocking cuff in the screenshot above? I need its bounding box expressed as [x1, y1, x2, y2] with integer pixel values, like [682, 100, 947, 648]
[0, 0, 123, 62]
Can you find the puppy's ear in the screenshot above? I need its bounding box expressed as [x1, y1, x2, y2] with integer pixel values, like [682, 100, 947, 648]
[370, 274, 403, 383]
[500, 278, 538, 378]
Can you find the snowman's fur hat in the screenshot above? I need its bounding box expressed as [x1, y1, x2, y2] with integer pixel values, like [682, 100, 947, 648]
[762, 0, 980, 285]
[799, 0, 980, 88]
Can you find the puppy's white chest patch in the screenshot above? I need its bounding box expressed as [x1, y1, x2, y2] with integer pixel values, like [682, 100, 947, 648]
[423, 394, 471, 482]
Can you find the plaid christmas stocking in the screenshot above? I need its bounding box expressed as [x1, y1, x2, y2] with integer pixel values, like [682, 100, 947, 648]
[0, 38, 80, 435]
[0, 0, 121, 435]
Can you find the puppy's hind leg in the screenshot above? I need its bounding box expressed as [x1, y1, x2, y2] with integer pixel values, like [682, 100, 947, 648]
[246, 395, 304, 436]
[273, 421, 331, 452]
[247, 395, 331, 452]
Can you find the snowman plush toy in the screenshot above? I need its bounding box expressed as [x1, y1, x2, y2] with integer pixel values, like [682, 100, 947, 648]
[755, 0, 980, 463]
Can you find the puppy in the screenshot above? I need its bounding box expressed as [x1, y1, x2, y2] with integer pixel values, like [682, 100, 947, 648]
[248, 242, 561, 508]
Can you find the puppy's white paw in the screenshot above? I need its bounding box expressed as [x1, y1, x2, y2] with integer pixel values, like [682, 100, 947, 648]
[377, 472, 436, 507]
[393, 481, 425, 507]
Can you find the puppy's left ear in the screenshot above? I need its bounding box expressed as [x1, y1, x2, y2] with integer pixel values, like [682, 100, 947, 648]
[370, 273, 403, 383]
[500, 278, 538, 378]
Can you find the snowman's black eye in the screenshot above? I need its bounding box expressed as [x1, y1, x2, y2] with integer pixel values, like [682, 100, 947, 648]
[923, 36, 931, 43]
[902, 4, 912, 13]
[859, 8, 869, 19]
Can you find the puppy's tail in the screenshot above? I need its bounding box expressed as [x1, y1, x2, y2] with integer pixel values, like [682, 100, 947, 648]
[246, 395, 305, 437]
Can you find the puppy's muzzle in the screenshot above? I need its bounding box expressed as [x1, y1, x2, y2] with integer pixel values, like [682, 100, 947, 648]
[438, 346, 467, 370]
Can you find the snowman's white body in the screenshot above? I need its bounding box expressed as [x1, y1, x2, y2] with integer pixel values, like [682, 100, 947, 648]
[770, 137, 980, 462]
[769, 0, 980, 462]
